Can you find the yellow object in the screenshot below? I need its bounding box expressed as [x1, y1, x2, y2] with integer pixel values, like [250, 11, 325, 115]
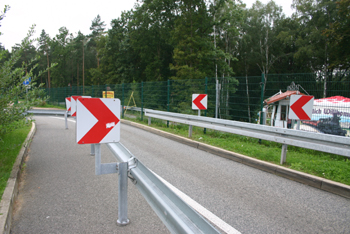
[103, 91, 114, 98]
[124, 91, 137, 115]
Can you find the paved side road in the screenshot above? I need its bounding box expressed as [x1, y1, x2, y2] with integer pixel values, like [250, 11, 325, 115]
[11, 116, 169, 234]
[11, 116, 350, 234]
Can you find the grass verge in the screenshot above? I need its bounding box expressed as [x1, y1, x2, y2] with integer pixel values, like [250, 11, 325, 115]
[124, 113, 350, 186]
[0, 121, 32, 200]
[36, 102, 66, 109]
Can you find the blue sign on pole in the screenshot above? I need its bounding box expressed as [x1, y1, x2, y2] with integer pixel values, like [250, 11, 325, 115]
[23, 77, 31, 86]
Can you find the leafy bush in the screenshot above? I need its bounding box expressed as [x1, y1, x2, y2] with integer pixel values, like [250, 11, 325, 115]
[0, 7, 49, 141]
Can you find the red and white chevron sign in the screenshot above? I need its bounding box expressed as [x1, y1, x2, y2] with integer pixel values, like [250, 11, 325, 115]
[192, 94, 208, 110]
[289, 95, 314, 120]
[76, 98, 121, 144]
[65, 97, 71, 112]
[71, 96, 90, 117]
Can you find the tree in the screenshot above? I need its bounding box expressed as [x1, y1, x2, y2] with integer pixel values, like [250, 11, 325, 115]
[48, 27, 73, 88]
[0, 8, 48, 140]
[292, 0, 337, 97]
[170, 0, 218, 80]
[38, 30, 51, 87]
[89, 15, 106, 68]
[324, 0, 350, 71]
[246, 1, 286, 93]
[128, 0, 177, 81]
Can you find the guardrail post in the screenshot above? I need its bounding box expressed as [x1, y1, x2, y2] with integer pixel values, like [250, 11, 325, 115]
[117, 162, 130, 226]
[90, 144, 95, 156]
[65, 111, 68, 129]
[280, 144, 288, 164]
[189, 125, 193, 138]
[95, 144, 101, 175]
[148, 117, 151, 126]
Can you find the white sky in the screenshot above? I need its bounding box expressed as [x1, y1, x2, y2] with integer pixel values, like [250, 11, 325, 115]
[0, 0, 294, 51]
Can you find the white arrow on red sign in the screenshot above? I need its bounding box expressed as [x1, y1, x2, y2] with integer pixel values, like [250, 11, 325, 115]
[76, 98, 120, 144]
[65, 97, 71, 112]
[288, 95, 314, 120]
[71, 95, 90, 117]
[192, 94, 208, 110]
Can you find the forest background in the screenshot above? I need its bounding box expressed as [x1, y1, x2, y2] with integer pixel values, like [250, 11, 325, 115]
[0, 0, 349, 91]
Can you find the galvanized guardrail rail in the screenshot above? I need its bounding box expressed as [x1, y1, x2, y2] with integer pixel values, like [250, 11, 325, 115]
[107, 142, 221, 234]
[145, 109, 350, 163]
[28, 109, 221, 233]
[27, 109, 66, 115]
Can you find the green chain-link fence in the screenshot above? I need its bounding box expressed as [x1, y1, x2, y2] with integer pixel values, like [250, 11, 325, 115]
[44, 73, 350, 136]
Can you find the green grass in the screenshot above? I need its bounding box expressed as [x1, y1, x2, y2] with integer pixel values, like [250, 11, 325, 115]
[124, 113, 350, 186]
[0, 121, 32, 200]
[36, 101, 66, 109]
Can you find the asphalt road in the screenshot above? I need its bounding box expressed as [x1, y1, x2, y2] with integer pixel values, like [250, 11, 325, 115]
[11, 116, 350, 234]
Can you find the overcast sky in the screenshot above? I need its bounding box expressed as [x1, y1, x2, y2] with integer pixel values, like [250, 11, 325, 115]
[0, 0, 294, 51]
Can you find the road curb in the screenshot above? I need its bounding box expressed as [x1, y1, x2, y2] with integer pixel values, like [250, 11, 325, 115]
[121, 119, 350, 199]
[0, 122, 36, 234]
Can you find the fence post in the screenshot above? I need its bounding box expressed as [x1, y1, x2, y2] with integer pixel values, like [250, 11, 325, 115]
[167, 80, 170, 127]
[260, 73, 265, 125]
[141, 82, 144, 121]
[215, 79, 219, 118]
[204, 77, 208, 134]
[259, 73, 265, 144]
[122, 83, 125, 119]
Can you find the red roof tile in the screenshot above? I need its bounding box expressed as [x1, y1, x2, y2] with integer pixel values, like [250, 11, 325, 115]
[264, 90, 305, 105]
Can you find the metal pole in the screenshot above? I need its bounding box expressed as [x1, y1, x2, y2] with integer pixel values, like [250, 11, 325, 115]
[90, 144, 95, 156]
[280, 144, 288, 164]
[204, 77, 207, 134]
[141, 82, 144, 121]
[117, 162, 130, 226]
[95, 144, 101, 175]
[65, 111, 68, 129]
[215, 79, 219, 118]
[188, 125, 193, 138]
[122, 83, 125, 119]
[167, 80, 170, 127]
[259, 73, 265, 144]
[260, 73, 265, 125]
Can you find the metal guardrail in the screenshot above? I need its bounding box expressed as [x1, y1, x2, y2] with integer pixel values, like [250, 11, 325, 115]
[27, 109, 66, 115]
[145, 109, 350, 161]
[29, 109, 221, 233]
[107, 142, 221, 234]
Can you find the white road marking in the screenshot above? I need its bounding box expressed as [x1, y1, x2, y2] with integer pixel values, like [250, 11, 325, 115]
[49, 116, 76, 123]
[152, 171, 241, 234]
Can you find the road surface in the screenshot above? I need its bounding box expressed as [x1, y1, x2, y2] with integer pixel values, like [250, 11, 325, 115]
[11, 116, 350, 234]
